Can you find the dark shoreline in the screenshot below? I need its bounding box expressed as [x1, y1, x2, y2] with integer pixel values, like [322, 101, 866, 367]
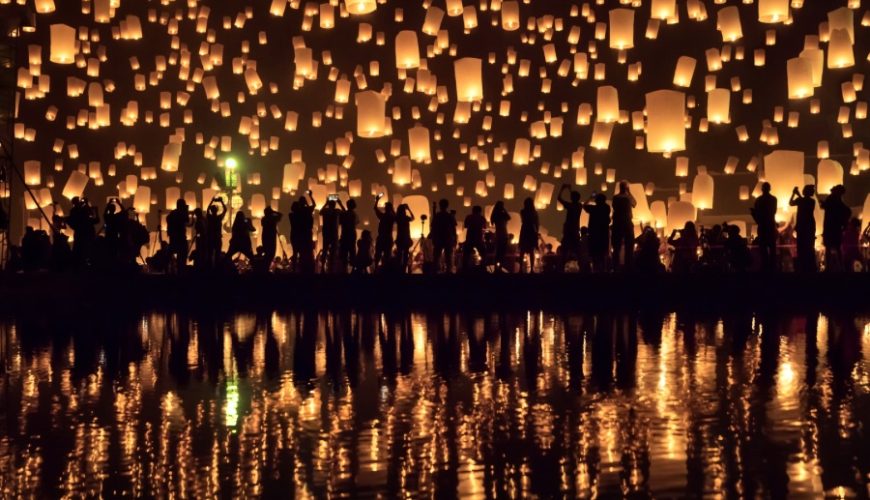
[0, 271, 867, 313]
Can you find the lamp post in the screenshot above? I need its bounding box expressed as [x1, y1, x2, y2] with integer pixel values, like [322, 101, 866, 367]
[225, 157, 238, 230]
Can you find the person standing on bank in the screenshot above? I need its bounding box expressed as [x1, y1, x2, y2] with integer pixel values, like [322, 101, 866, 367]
[518, 197, 539, 273]
[557, 184, 582, 267]
[319, 196, 341, 273]
[490, 200, 511, 272]
[431, 199, 457, 273]
[337, 198, 358, 273]
[611, 181, 636, 271]
[820, 184, 851, 272]
[260, 205, 282, 266]
[583, 193, 611, 272]
[373, 194, 396, 270]
[395, 203, 415, 272]
[789, 185, 817, 272]
[166, 198, 191, 271]
[751, 182, 778, 271]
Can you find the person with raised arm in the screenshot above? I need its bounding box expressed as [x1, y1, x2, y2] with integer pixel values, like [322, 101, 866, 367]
[373, 194, 396, 271]
[789, 185, 817, 272]
[337, 198, 358, 273]
[557, 184, 582, 268]
[395, 203, 415, 273]
[518, 197, 539, 273]
[611, 181, 637, 271]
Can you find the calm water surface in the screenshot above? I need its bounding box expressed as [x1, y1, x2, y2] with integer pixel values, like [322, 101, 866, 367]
[0, 310, 867, 498]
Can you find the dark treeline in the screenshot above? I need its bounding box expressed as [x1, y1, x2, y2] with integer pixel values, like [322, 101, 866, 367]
[7, 181, 869, 275]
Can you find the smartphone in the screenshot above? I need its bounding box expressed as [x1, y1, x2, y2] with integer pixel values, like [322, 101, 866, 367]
[328, 194, 339, 202]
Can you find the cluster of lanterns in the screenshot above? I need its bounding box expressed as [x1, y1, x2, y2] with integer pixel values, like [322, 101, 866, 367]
[9, 0, 870, 249]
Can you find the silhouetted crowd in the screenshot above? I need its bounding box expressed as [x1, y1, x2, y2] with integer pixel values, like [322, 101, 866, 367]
[7, 181, 869, 275]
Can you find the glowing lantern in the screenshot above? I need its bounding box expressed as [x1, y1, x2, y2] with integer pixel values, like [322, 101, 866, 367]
[62, 171, 89, 199]
[646, 90, 686, 153]
[393, 156, 412, 185]
[402, 195, 431, 238]
[346, 0, 376, 15]
[827, 29, 854, 69]
[49, 24, 77, 64]
[650, 201, 667, 228]
[651, 0, 676, 21]
[667, 201, 697, 234]
[707, 89, 730, 124]
[408, 125, 431, 163]
[501, 1, 520, 31]
[355, 90, 386, 138]
[165, 187, 181, 210]
[799, 48, 824, 87]
[24, 161, 41, 186]
[161, 142, 182, 172]
[758, 0, 789, 23]
[454, 57, 483, 102]
[673, 56, 696, 87]
[513, 139, 531, 166]
[692, 172, 714, 210]
[629, 183, 653, 224]
[134, 186, 151, 214]
[816, 159, 843, 195]
[596, 86, 619, 123]
[609, 9, 634, 50]
[764, 150, 805, 209]
[36, 0, 55, 13]
[395, 31, 420, 69]
[828, 7, 854, 43]
[787, 57, 813, 99]
[717, 6, 742, 42]
[591, 122, 614, 150]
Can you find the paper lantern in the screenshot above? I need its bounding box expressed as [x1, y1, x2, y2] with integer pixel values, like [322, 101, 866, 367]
[596, 86, 619, 123]
[133, 186, 151, 214]
[49, 24, 77, 64]
[758, 0, 788, 23]
[62, 171, 89, 199]
[282, 162, 305, 192]
[24, 161, 41, 186]
[501, 1, 520, 31]
[650, 201, 667, 228]
[346, 0, 376, 15]
[799, 48, 824, 87]
[787, 57, 813, 99]
[667, 201, 697, 234]
[590, 122, 614, 150]
[513, 138, 531, 165]
[165, 187, 181, 210]
[355, 90, 386, 138]
[717, 6, 742, 42]
[422, 7, 444, 36]
[628, 183, 653, 224]
[816, 159, 843, 195]
[535, 182, 555, 209]
[692, 172, 714, 210]
[402, 195, 431, 238]
[827, 29, 854, 69]
[408, 125, 431, 162]
[645, 91, 686, 154]
[36, 0, 55, 13]
[393, 156, 412, 185]
[764, 150, 805, 209]
[395, 31, 420, 69]
[161, 142, 182, 171]
[609, 9, 635, 50]
[651, 0, 676, 21]
[249, 193, 266, 218]
[125, 175, 138, 196]
[828, 7, 854, 43]
[454, 57, 483, 102]
[707, 88, 730, 124]
[673, 56, 696, 87]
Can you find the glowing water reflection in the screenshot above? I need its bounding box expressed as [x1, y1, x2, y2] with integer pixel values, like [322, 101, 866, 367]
[0, 310, 866, 497]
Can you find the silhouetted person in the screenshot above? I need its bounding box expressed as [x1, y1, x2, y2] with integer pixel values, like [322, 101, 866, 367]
[320, 196, 340, 273]
[723, 223, 751, 272]
[789, 185, 817, 272]
[291, 190, 316, 273]
[431, 199, 457, 273]
[21, 226, 49, 271]
[668, 221, 698, 273]
[166, 198, 191, 270]
[50, 212, 72, 271]
[67, 196, 99, 267]
[191, 207, 207, 270]
[557, 184, 582, 266]
[820, 185, 850, 272]
[338, 198, 358, 272]
[103, 197, 126, 263]
[205, 196, 226, 269]
[842, 217, 862, 271]
[395, 203, 415, 272]
[261, 205, 282, 265]
[227, 211, 255, 263]
[634, 225, 663, 272]
[463, 205, 487, 271]
[611, 181, 636, 271]
[373, 195, 395, 270]
[354, 229, 373, 273]
[583, 193, 610, 272]
[490, 200, 510, 272]
[518, 197, 539, 273]
[751, 182, 778, 271]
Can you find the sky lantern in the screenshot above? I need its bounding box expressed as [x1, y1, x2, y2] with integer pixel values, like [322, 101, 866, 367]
[165, 186, 181, 210]
[650, 0, 676, 21]
[24, 161, 41, 186]
[395, 31, 420, 69]
[49, 24, 77, 64]
[764, 150, 805, 209]
[827, 29, 854, 69]
[816, 159, 843, 194]
[346, 0, 376, 15]
[161, 143, 182, 172]
[717, 6, 743, 42]
[650, 200, 667, 228]
[422, 7, 444, 36]
[692, 172, 714, 210]
[828, 7, 854, 43]
[646, 90, 686, 153]
[134, 186, 151, 214]
[787, 57, 813, 99]
[402, 195, 431, 237]
[666, 201, 697, 234]
[454, 57, 483, 102]
[408, 125, 431, 163]
[672, 56, 696, 87]
[62, 171, 89, 199]
[513, 138, 531, 166]
[590, 122, 614, 150]
[629, 183, 653, 224]
[393, 156, 412, 185]
[501, 1, 520, 31]
[758, 0, 789, 23]
[609, 9, 635, 50]
[798, 48, 824, 87]
[596, 86, 619, 123]
[355, 90, 386, 138]
[707, 88, 731, 124]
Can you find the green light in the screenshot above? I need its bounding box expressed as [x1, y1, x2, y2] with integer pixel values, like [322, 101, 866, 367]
[226, 157, 238, 169]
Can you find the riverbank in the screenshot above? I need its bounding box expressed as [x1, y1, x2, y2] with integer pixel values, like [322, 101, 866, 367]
[0, 271, 867, 312]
